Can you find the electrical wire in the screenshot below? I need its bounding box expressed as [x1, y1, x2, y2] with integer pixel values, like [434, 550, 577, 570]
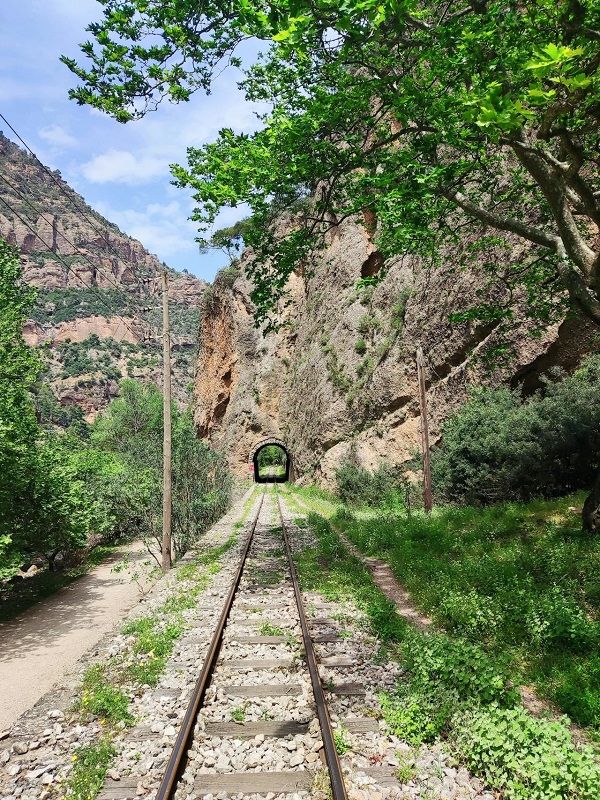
[0, 194, 143, 340]
[0, 172, 152, 326]
[0, 110, 156, 300]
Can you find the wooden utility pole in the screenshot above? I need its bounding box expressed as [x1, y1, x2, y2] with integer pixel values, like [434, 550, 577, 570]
[162, 271, 173, 572]
[416, 346, 433, 513]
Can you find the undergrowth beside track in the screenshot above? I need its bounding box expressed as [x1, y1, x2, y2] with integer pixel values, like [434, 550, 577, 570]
[292, 501, 600, 800]
[331, 493, 600, 734]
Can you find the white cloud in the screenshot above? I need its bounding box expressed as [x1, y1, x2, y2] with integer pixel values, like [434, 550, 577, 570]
[39, 124, 77, 149]
[94, 199, 198, 259]
[81, 149, 166, 184]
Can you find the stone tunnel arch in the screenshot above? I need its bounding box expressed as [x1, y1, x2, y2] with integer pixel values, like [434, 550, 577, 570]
[250, 438, 291, 483]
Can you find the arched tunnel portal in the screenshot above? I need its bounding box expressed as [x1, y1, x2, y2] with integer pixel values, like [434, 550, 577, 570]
[250, 438, 291, 483]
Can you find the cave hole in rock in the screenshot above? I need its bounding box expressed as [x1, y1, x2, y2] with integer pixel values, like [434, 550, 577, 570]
[361, 250, 385, 279]
[251, 439, 290, 483]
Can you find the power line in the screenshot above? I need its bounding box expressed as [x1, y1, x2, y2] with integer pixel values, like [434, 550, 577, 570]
[0, 194, 143, 340]
[0, 171, 152, 324]
[0, 174, 159, 336]
[0, 110, 155, 300]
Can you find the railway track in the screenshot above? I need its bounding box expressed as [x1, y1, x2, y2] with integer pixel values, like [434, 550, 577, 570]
[147, 489, 349, 800]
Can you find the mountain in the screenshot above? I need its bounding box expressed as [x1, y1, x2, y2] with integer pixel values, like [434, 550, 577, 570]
[194, 217, 597, 484]
[0, 132, 206, 421]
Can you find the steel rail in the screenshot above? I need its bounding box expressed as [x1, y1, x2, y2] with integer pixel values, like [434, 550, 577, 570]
[276, 492, 349, 800]
[155, 492, 265, 800]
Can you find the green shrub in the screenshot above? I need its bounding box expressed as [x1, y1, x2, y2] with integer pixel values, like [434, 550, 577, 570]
[403, 632, 518, 707]
[336, 459, 405, 507]
[432, 357, 600, 504]
[380, 685, 457, 744]
[438, 588, 502, 638]
[524, 585, 598, 653]
[543, 657, 600, 729]
[454, 705, 600, 800]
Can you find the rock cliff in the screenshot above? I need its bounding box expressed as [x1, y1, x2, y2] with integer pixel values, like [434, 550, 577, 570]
[0, 132, 205, 419]
[194, 218, 597, 485]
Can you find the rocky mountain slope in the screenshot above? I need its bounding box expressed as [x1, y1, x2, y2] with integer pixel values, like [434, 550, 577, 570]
[194, 218, 597, 485]
[0, 132, 205, 420]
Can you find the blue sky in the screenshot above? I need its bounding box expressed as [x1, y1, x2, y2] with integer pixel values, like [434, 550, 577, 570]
[0, 1, 262, 281]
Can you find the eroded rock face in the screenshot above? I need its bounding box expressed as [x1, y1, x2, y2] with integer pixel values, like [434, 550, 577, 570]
[0, 132, 206, 418]
[194, 218, 597, 485]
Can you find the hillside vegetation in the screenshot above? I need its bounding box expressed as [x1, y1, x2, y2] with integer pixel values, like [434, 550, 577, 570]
[0, 240, 229, 609]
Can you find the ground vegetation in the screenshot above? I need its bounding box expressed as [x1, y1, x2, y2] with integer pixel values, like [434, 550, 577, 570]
[288, 486, 600, 798]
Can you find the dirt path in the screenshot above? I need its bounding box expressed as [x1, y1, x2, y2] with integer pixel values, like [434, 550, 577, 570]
[0, 541, 155, 733]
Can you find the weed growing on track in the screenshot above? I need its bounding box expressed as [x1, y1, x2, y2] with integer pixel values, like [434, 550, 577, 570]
[122, 616, 184, 686]
[259, 622, 284, 636]
[296, 512, 600, 800]
[333, 727, 351, 755]
[79, 665, 133, 725]
[65, 737, 116, 800]
[231, 705, 247, 722]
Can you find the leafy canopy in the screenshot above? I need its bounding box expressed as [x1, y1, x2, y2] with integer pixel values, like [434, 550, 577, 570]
[65, 2, 600, 328]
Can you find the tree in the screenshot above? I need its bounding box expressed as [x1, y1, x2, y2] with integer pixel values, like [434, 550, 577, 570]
[0, 241, 105, 577]
[93, 380, 230, 559]
[0, 239, 42, 577]
[201, 218, 250, 263]
[64, 1, 600, 524]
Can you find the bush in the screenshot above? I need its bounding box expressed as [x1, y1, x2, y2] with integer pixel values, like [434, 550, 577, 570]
[454, 705, 600, 800]
[402, 631, 518, 709]
[432, 357, 600, 504]
[336, 459, 405, 507]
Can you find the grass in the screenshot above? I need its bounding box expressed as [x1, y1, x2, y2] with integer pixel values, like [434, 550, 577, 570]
[333, 492, 600, 731]
[293, 508, 600, 800]
[284, 483, 340, 518]
[395, 758, 417, 784]
[64, 737, 116, 800]
[79, 664, 133, 725]
[122, 616, 184, 686]
[260, 622, 285, 636]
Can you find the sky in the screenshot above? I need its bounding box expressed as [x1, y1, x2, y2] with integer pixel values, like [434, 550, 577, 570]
[0, 1, 263, 281]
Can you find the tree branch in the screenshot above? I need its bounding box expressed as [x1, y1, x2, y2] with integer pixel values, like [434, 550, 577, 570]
[442, 189, 559, 250]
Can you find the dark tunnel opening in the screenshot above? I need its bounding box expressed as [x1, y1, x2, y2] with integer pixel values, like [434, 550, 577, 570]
[252, 442, 290, 483]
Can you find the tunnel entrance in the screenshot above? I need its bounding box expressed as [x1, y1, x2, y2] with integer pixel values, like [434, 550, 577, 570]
[250, 438, 291, 483]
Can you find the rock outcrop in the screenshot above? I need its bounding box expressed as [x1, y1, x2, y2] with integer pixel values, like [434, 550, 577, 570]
[0, 132, 205, 419]
[194, 218, 597, 485]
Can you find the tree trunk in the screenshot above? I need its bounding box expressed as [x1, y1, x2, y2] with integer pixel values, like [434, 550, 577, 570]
[582, 471, 600, 533]
[47, 549, 60, 571]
